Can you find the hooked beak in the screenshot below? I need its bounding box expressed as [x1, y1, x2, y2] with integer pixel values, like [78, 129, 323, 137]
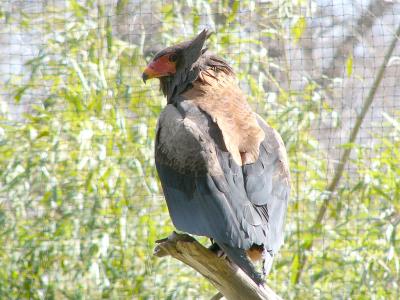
[142, 64, 159, 83]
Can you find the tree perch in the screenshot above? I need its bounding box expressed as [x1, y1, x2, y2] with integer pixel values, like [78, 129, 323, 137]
[153, 232, 283, 300]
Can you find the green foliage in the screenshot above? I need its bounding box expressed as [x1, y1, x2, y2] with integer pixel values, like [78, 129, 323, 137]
[0, 2, 169, 299]
[0, 0, 398, 299]
[291, 16, 307, 43]
[346, 54, 354, 77]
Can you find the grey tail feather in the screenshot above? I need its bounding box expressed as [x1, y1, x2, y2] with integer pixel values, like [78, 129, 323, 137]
[217, 242, 264, 285]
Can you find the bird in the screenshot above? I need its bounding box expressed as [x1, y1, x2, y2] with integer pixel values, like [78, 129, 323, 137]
[142, 29, 290, 285]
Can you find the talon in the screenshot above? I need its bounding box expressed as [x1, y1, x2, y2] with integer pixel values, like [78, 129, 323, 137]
[209, 242, 226, 258]
[216, 249, 226, 258]
[155, 237, 169, 243]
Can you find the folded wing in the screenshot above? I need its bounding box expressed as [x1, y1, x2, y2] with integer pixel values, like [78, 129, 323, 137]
[155, 102, 290, 282]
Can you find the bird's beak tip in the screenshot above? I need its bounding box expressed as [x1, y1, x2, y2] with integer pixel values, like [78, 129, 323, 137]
[142, 72, 148, 84]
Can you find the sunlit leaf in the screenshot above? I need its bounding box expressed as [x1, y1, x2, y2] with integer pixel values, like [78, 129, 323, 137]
[346, 54, 353, 77]
[291, 16, 306, 43]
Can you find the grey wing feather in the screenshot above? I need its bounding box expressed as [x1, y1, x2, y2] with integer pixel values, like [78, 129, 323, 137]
[244, 115, 290, 253]
[155, 103, 290, 280]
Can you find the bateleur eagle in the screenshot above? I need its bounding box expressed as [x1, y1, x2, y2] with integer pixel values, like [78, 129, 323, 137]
[142, 29, 290, 284]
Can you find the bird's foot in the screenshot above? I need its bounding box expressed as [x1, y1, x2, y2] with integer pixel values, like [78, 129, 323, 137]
[208, 243, 226, 258]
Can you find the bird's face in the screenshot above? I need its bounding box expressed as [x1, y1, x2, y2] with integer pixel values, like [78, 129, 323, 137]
[142, 49, 180, 82]
[142, 29, 211, 83]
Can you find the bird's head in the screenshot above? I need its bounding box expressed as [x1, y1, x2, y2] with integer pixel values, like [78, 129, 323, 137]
[142, 29, 212, 84]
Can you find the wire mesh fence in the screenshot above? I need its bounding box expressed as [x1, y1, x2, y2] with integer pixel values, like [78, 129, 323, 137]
[0, 0, 399, 299]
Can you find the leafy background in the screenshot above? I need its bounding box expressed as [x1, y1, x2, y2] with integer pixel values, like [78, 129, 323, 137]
[0, 0, 399, 299]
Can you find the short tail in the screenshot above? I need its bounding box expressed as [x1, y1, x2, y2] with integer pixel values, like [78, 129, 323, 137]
[217, 242, 264, 285]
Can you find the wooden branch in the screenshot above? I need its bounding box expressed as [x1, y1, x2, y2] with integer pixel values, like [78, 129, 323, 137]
[153, 232, 283, 300]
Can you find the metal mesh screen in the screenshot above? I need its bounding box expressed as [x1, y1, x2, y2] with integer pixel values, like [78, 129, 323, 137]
[0, 1, 399, 299]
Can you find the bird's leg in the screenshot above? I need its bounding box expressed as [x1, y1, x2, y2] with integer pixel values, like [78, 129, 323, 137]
[262, 259, 266, 277]
[262, 249, 274, 279]
[208, 239, 226, 258]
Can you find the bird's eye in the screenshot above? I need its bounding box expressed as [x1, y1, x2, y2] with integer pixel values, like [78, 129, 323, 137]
[169, 53, 178, 62]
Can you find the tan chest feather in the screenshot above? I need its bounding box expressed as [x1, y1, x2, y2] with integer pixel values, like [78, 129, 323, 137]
[182, 70, 265, 165]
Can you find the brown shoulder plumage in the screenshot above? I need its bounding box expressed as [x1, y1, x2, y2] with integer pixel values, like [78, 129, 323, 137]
[182, 59, 264, 166]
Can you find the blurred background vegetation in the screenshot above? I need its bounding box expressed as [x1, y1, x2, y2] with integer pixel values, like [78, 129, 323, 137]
[0, 0, 399, 299]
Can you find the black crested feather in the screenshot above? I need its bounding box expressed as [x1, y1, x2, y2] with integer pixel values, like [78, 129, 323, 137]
[159, 53, 233, 102]
[154, 29, 235, 102]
